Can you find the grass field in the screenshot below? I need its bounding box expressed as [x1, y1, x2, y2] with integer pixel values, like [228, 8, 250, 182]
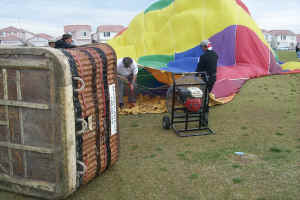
[276, 50, 299, 62]
[0, 51, 299, 200]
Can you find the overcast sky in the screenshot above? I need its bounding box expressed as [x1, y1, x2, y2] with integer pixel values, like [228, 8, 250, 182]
[0, 0, 299, 37]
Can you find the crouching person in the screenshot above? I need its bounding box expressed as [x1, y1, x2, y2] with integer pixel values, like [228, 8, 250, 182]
[117, 57, 138, 109]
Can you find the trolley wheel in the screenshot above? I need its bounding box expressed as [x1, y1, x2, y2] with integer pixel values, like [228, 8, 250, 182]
[162, 115, 171, 129]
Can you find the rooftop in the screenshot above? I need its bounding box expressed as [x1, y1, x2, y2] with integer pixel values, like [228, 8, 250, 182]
[34, 33, 54, 40]
[64, 25, 92, 33]
[97, 25, 125, 33]
[0, 26, 22, 33]
[269, 30, 296, 36]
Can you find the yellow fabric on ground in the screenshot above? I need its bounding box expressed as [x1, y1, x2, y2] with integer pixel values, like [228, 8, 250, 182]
[281, 61, 300, 70]
[119, 95, 167, 115]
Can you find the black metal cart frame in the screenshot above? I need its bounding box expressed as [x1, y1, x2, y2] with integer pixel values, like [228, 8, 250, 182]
[162, 72, 215, 137]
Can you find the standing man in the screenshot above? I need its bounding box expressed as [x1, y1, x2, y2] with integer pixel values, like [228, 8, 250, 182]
[55, 34, 76, 49]
[117, 57, 139, 108]
[196, 40, 218, 93]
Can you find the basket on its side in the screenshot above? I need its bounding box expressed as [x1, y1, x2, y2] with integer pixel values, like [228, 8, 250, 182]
[0, 43, 119, 199]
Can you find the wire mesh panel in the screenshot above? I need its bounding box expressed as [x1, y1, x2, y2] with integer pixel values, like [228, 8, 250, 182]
[0, 48, 76, 199]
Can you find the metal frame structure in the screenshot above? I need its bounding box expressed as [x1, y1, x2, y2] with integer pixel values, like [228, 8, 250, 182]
[162, 72, 214, 137]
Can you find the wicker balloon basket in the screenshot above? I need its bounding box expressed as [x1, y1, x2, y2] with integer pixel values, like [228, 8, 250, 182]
[0, 44, 120, 199]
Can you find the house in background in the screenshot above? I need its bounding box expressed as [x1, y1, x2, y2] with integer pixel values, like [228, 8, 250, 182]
[91, 33, 97, 43]
[262, 29, 272, 43]
[95, 25, 125, 42]
[0, 26, 35, 42]
[64, 25, 92, 45]
[268, 30, 297, 50]
[261, 29, 277, 49]
[0, 35, 24, 46]
[27, 33, 54, 47]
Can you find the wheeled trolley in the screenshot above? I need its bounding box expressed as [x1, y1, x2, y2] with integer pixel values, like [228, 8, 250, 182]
[162, 72, 214, 137]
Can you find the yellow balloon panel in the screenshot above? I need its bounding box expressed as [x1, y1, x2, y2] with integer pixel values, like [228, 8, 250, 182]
[144, 9, 171, 33]
[111, 45, 137, 61]
[109, 0, 268, 61]
[143, 23, 176, 56]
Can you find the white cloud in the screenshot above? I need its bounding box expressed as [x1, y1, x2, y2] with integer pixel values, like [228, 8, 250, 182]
[0, 7, 139, 37]
[1, 0, 299, 37]
[243, 0, 300, 33]
[255, 10, 300, 32]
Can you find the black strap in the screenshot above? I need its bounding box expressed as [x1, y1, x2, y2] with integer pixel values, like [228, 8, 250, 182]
[88, 47, 112, 170]
[61, 49, 84, 185]
[79, 49, 110, 173]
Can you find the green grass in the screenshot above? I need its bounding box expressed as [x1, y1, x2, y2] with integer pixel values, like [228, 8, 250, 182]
[130, 122, 139, 127]
[155, 147, 163, 152]
[159, 167, 168, 172]
[130, 145, 139, 151]
[232, 177, 243, 184]
[1, 51, 300, 200]
[232, 164, 242, 169]
[275, 132, 284, 136]
[270, 147, 283, 153]
[276, 50, 299, 62]
[188, 174, 199, 180]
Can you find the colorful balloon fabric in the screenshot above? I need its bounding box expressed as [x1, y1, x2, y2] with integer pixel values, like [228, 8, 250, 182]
[109, 0, 300, 104]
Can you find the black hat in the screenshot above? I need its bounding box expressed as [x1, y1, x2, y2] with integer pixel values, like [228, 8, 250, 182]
[62, 34, 72, 40]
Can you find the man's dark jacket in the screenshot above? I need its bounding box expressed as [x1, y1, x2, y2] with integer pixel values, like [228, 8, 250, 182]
[196, 50, 218, 77]
[54, 39, 76, 49]
[196, 50, 218, 92]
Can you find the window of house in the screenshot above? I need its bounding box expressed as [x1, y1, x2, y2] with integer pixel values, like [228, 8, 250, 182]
[281, 35, 286, 40]
[291, 43, 294, 48]
[83, 32, 87, 36]
[104, 32, 111, 37]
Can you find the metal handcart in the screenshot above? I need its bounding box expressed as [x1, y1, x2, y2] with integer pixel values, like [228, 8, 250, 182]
[162, 72, 214, 137]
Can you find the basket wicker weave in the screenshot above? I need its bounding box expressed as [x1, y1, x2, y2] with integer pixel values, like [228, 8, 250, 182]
[0, 44, 119, 199]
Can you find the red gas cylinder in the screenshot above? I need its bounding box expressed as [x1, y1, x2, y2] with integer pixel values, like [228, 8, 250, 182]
[184, 98, 203, 112]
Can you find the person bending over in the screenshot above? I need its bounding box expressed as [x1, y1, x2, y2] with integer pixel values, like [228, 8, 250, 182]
[117, 57, 138, 108]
